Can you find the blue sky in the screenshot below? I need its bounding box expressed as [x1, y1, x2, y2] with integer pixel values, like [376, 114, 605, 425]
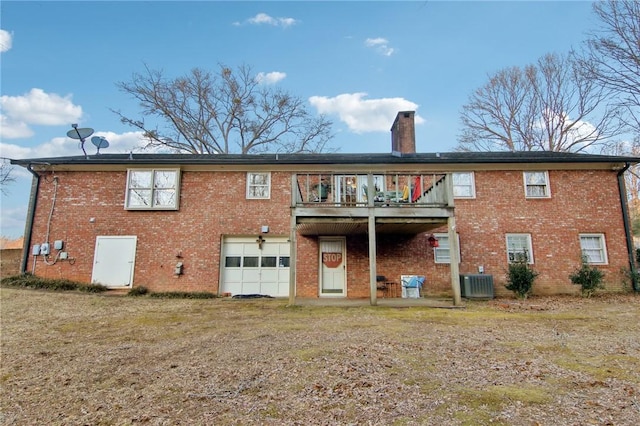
[0, 0, 599, 238]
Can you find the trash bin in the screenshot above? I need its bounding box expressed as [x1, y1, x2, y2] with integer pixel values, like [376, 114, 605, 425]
[401, 275, 425, 298]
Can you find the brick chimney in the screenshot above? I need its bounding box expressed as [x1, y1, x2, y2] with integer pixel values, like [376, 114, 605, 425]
[390, 111, 416, 154]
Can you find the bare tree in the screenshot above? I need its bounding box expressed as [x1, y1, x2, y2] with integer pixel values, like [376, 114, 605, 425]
[0, 160, 15, 195]
[602, 135, 640, 203]
[457, 53, 624, 152]
[602, 137, 640, 238]
[114, 64, 334, 154]
[581, 0, 640, 135]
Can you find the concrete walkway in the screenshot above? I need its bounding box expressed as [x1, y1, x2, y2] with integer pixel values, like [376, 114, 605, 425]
[292, 297, 466, 308]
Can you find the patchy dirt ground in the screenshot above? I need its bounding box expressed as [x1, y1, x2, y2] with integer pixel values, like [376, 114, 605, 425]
[1, 288, 639, 425]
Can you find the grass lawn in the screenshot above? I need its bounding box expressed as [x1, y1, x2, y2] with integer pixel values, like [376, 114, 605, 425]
[1, 288, 639, 425]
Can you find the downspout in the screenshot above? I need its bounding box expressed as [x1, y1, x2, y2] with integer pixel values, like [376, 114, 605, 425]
[617, 162, 638, 292]
[20, 164, 41, 274]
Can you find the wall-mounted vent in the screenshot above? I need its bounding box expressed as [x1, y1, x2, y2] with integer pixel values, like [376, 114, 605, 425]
[460, 274, 494, 299]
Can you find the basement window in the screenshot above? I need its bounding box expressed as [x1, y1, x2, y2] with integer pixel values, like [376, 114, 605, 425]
[506, 233, 534, 264]
[433, 233, 461, 264]
[579, 234, 608, 264]
[126, 169, 180, 210]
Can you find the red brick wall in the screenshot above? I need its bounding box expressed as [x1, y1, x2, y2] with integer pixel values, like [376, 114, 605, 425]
[295, 234, 431, 298]
[400, 169, 629, 296]
[25, 167, 632, 297]
[295, 169, 631, 298]
[27, 170, 291, 293]
[296, 235, 320, 297]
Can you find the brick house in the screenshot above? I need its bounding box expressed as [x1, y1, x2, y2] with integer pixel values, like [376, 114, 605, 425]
[11, 112, 639, 304]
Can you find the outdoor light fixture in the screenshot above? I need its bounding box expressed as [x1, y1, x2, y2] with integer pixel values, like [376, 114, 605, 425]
[256, 235, 265, 249]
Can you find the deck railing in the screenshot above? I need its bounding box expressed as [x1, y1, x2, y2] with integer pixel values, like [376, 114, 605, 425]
[294, 173, 451, 207]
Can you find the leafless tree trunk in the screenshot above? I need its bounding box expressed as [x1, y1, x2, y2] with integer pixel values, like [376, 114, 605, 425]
[457, 53, 624, 152]
[581, 0, 640, 135]
[114, 64, 334, 154]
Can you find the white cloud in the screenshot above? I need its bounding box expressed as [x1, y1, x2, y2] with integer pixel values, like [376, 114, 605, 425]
[278, 17, 297, 27]
[564, 119, 600, 151]
[365, 37, 394, 56]
[0, 89, 83, 140]
[249, 13, 275, 25]
[0, 205, 27, 238]
[1, 88, 82, 125]
[255, 71, 286, 84]
[94, 131, 154, 153]
[0, 141, 33, 159]
[0, 115, 33, 139]
[0, 29, 12, 53]
[240, 13, 298, 28]
[309, 93, 424, 133]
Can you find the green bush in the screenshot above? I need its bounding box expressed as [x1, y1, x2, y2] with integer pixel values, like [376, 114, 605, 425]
[0, 274, 106, 293]
[149, 291, 216, 299]
[505, 260, 539, 299]
[570, 256, 605, 298]
[77, 283, 108, 293]
[127, 286, 149, 296]
[0, 274, 32, 287]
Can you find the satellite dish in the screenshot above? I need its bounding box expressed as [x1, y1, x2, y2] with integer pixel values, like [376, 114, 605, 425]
[91, 136, 110, 154]
[66, 124, 94, 157]
[66, 127, 94, 140]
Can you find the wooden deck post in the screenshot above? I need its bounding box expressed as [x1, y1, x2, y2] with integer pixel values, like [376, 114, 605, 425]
[289, 174, 298, 306]
[368, 174, 378, 306]
[445, 173, 461, 305]
[448, 216, 461, 306]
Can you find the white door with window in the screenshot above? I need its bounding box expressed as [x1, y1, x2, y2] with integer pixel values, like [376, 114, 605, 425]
[221, 237, 290, 297]
[320, 237, 346, 297]
[91, 236, 137, 288]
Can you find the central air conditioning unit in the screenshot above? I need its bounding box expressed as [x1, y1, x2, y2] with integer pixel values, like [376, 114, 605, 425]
[460, 274, 494, 299]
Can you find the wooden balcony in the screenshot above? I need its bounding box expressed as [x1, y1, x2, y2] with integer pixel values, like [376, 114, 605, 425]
[287, 172, 462, 306]
[291, 172, 455, 235]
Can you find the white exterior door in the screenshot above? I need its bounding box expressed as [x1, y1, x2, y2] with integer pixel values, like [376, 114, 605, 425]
[320, 237, 346, 297]
[91, 236, 137, 288]
[221, 237, 290, 297]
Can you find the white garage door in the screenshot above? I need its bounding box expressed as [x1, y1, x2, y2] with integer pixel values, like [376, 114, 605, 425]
[221, 237, 290, 297]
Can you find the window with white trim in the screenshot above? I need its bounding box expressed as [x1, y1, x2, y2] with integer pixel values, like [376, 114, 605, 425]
[126, 169, 180, 210]
[523, 171, 550, 198]
[579, 234, 608, 264]
[247, 172, 271, 199]
[506, 233, 534, 264]
[453, 172, 476, 198]
[433, 233, 461, 264]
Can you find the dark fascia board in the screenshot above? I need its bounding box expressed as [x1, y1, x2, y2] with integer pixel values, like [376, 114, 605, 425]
[10, 151, 640, 167]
